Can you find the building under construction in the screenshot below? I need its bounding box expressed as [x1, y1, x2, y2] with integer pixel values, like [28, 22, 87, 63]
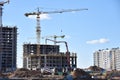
[22, 7, 87, 73]
[23, 43, 77, 72]
[0, 26, 17, 72]
[0, 0, 17, 73]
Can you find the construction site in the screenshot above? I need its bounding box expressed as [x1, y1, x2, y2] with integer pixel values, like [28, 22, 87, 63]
[20, 0, 88, 73]
[21, 5, 88, 75]
[22, 7, 80, 77]
[0, 0, 91, 80]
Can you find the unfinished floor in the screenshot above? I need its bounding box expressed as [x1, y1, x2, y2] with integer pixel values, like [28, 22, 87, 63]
[23, 43, 77, 72]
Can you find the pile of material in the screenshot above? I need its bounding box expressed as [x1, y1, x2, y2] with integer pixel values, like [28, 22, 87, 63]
[9, 68, 42, 78]
[88, 66, 104, 72]
[0, 72, 8, 78]
[72, 68, 92, 79]
[64, 68, 93, 80]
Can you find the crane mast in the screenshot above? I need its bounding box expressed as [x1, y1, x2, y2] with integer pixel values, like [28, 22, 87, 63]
[0, 0, 9, 27]
[36, 9, 41, 69]
[25, 8, 88, 70]
[36, 9, 40, 44]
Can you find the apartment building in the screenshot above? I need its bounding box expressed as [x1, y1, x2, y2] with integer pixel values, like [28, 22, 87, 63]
[94, 48, 120, 71]
[0, 26, 17, 72]
[114, 48, 120, 70]
[94, 49, 110, 70]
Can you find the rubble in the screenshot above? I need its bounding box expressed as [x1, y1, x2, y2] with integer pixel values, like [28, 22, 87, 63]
[0, 68, 100, 80]
[88, 66, 104, 72]
[9, 68, 43, 78]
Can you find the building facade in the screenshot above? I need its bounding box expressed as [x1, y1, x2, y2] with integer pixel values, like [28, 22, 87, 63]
[94, 48, 120, 71]
[0, 26, 17, 72]
[23, 43, 77, 71]
[114, 48, 120, 70]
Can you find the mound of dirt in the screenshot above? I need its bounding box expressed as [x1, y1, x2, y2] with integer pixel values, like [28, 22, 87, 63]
[9, 68, 42, 78]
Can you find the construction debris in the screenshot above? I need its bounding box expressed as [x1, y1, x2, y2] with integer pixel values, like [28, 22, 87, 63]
[88, 66, 104, 71]
[8, 68, 42, 78]
[63, 68, 93, 80]
[8, 68, 63, 79]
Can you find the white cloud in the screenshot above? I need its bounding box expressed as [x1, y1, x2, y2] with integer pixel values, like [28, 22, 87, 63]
[86, 38, 109, 44]
[28, 14, 51, 20]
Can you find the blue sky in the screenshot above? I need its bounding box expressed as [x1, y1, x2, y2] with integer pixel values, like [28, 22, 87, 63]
[2, 0, 120, 68]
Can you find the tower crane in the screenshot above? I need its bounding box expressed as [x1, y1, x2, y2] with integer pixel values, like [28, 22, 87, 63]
[25, 8, 88, 45]
[42, 35, 65, 45]
[0, 0, 9, 27]
[24, 8, 88, 70]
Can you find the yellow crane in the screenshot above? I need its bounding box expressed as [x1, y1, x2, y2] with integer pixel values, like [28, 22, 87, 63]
[24, 8, 88, 70]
